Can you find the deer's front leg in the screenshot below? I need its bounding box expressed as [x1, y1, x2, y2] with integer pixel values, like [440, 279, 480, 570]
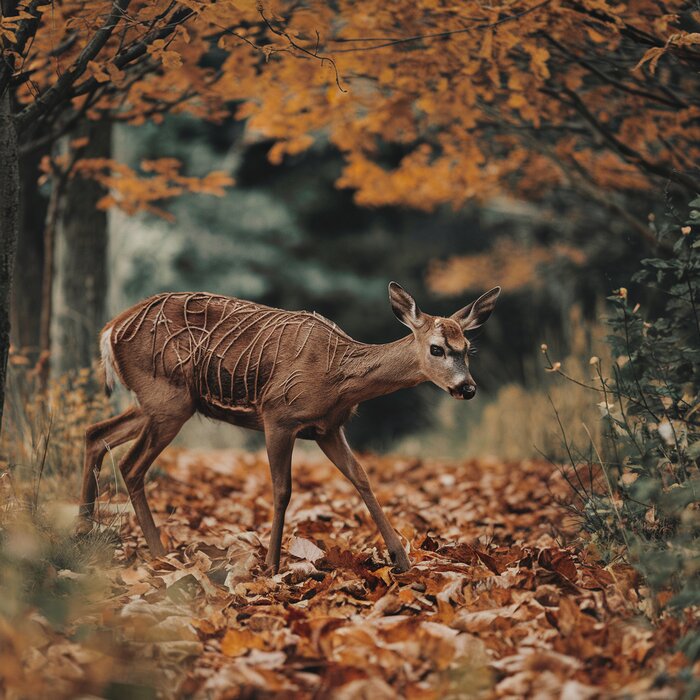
[317, 428, 410, 572]
[263, 424, 295, 574]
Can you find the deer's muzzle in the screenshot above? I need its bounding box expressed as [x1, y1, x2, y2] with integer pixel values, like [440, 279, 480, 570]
[449, 382, 476, 400]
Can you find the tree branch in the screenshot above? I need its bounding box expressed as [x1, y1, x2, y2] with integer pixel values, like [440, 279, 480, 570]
[0, 0, 51, 98]
[68, 6, 193, 99]
[541, 32, 688, 109]
[569, 1, 700, 65]
[18, 88, 98, 156]
[543, 86, 700, 192]
[13, 0, 135, 134]
[258, 7, 345, 92]
[512, 123, 672, 252]
[328, 0, 551, 53]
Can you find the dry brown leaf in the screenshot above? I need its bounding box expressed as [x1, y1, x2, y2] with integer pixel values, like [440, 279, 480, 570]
[36, 447, 687, 699]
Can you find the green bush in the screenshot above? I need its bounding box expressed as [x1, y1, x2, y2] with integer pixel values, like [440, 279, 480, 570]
[602, 200, 699, 607]
[548, 196, 699, 689]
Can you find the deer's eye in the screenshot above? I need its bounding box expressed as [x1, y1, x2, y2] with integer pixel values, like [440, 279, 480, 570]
[430, 345, 445, 357]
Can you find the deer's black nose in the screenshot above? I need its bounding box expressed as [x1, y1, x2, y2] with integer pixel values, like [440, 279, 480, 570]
[449, 382, 477, 400]
[460, 383, 476, 399]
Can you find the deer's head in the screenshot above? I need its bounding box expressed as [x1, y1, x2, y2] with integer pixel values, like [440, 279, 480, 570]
[388, 282, 500, 400]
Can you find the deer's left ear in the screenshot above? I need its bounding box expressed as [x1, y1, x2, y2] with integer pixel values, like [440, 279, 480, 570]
[389, 282, 425, 329]
[452, 286, 501, 332]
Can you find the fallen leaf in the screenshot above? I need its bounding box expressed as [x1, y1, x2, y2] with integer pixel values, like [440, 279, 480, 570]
[288, 536, 325, 562]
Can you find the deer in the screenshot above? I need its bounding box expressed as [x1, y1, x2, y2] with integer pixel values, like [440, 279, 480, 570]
[78, 282, 500, 573]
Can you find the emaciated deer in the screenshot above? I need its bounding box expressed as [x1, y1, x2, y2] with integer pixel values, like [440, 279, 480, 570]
[79, 283, 500, 572]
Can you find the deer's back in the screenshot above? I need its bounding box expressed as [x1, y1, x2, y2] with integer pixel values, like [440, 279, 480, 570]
[107, 292, 361, 428]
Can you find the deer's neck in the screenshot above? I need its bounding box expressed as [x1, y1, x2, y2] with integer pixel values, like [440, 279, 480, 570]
[341, 335, 424, 405]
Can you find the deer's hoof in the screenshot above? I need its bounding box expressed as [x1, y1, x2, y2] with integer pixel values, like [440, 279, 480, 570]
[263, 563, 280, 577]
[74, 518, 94, 537]
[390, 549, 411, 573]
[149, 545, 166, 559]
[146, 539, 167, 559]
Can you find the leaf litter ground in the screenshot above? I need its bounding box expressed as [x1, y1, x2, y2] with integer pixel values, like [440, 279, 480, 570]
[30, 450, 698, 698]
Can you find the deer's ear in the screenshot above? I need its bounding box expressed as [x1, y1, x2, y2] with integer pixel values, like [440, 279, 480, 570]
[452, 286, 501, 332]
[388, 282, 424, 329]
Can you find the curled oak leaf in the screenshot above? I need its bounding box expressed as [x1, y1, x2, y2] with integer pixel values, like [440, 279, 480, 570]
[436, 542, 479, 564]
[419, 534, 440, 551]
[475, 549, 501, 575]
[579, 564, 615, 590]
[537, 548, 579, 584]
[282, 560, 322, 584]
[555, 596, 588, 638]
[191, 617, 222, 637]
[552, 553, 578, 583]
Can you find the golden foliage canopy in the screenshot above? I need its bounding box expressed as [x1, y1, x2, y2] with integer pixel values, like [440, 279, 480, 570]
[427, 239, 587, 295]
[3, 0, 699, 210]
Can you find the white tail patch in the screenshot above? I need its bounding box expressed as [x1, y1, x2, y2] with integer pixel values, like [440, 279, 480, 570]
[100, 326, 120, 395]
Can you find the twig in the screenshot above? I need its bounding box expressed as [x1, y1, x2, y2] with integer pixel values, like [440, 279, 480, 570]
[329, 0, 551, 53]
[582, 422, 631, 555]
[258, 5, 345, 92]
[621, 305, 660, 422]
[13, 0, 133, 132]
[32, 413, 52, 513]
[546, 393, 590, 498]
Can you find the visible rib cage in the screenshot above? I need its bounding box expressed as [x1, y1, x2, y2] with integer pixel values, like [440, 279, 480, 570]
[113, 292, 360, 409]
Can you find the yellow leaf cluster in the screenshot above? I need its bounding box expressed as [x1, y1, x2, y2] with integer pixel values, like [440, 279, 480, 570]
[71, 158, 234, 220]
[8, 0, 698, 210]
[427, 238, 587, 295]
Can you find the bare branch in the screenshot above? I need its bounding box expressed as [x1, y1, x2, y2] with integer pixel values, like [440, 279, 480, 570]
[258, 5, 346, 92]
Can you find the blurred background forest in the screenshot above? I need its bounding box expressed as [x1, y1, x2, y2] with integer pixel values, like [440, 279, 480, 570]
[12, 110, 644, 456]
[3, 0, 698, 462]
[9, 110, 680, 458]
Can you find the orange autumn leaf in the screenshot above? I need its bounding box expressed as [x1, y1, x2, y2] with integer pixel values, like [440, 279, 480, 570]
[221, 628, 267, 657]
[5, 0, 697, 217]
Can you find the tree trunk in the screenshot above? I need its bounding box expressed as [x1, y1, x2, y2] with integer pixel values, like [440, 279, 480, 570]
[10, 147, 48, 361]
[36, 165, 65, 389]
[52, 120, 111, 374]
[0, 89, 20, 432]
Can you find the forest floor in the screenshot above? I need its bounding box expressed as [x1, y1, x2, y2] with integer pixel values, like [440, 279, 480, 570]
[5, 449, 694, 699]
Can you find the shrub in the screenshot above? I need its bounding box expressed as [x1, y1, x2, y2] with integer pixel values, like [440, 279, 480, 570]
[0, 362, 162, 698]
[0, 359, 110, 501]
[546, 196, 699, 688]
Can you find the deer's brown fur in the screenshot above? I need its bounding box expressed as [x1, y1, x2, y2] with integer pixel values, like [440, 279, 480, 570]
[79, 284, 500, 572]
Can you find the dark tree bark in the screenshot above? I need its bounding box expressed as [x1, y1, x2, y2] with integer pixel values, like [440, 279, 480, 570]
[10, 147, 48, 360]
[0, 89, 20, 432]
[52, 120, 111, 374]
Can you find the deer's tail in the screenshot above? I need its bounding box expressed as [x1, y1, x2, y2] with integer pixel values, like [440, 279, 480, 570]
[100, 326, 121, 397]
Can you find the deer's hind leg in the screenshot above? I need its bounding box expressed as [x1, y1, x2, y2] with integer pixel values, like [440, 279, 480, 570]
[117, 408, 192, 557]
[79, 406, 146, 530]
